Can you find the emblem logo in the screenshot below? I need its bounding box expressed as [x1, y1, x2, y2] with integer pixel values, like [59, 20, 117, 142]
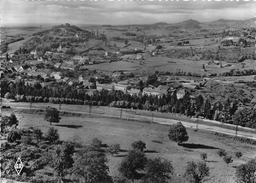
[14, 157, 24, 175]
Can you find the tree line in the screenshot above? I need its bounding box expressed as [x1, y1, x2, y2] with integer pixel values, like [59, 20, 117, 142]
[2, 79, 256, 129]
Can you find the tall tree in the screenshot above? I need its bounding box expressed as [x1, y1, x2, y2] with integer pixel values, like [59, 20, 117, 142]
[119, 150, 147, 182]
[45, 106, 60, 125]
[143, 157, 174, 183]
[203, 98, 211, 119]
[52, 142, 74, 178]
[195, 95, 204, 115]
[72, 151, 112, 183]
[168, 122, 189, 145]
[184, 161, 210, 183]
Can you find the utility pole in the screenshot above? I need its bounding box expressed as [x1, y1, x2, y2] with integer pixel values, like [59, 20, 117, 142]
[59, 101, 61, 111]
[89, 103, 92, 115]
[196, 117, 199, 131]
[120, 108, 122, 119]
[30, 99, 32, 112]
[235, 125, 238, 137]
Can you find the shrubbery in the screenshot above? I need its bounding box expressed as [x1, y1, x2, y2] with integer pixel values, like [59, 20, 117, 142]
[7, 130, 21, 143]
[223, 155, 233, 166]
[45, 127, 59, 144]
[131, 140, 146, 152]
[236, 158, 256, 183]
[91, 138, 102, 151]
[108, 144, 121, 156]
[235, 152, 243, 159]
[184, 161, 210, 183]
[217, 149, 227, 157]
[200, 153, 207, 161]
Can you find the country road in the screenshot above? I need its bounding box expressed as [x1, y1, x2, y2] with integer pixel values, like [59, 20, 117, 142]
[2, 101, 256, 141]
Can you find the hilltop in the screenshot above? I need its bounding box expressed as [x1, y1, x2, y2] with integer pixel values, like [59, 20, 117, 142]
[172, 19, 201, 29]
[32, 23, 92, 37]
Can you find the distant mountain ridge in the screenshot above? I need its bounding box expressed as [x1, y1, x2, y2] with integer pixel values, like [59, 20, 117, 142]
[107, 17, 254, 29]
[213, 19, 242, 23]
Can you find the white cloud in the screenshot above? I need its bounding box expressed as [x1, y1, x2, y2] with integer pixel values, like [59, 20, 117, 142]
[1, 0, 255, 26]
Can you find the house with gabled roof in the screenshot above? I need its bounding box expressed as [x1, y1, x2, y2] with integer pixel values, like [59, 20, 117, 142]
[54, 62, 61, 69]
[14, 65, 24, 73]
[50, 72, 61, 80]
[61, 62, 76, 70]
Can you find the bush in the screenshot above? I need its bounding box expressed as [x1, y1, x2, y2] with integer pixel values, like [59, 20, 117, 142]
[9, 113, 19, 127]
[33, 128, 43, 143]
[21, 148, 42, 162]
[168, 122, 189, 145]
[67, 134, 83, 148]
[143, 157, 174, 183]
[184, 161, 210, 183]
[235, 152, 243, 159]
[1, 142, 11, 150]
[236, 158, 256, 183]
[200, 153, 207, 161]
[45, 127, 59, 144]
[217, 149, 227, 157]
[108, 144, 121, 156]
[118, 150, 147, 181]
[91, 138, 102, 151]
[7, 130, 21, 143]
[223, 155, 233, 166]
[22, 135, 33, 145]
[131, 140, 146, 152]
[31, 156, 50, 171]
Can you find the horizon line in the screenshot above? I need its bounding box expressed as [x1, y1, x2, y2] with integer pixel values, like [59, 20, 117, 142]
[1, 17, 254, 28]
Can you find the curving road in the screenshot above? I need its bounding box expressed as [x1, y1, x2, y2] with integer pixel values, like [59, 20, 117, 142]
[2, 101, 256, 141]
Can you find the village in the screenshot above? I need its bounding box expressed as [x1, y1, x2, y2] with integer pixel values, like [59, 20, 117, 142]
[1, 23, 256, 100]
[1, 17, 256, 183]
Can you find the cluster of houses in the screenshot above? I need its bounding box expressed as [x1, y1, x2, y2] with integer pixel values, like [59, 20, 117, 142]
[1, 47, 205, 99]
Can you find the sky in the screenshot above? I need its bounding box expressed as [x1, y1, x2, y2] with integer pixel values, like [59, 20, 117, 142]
[1, 0, 256, 26]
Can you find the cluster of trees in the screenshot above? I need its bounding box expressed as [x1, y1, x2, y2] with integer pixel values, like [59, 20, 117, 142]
[2, 79, 256, 128]
[1, 113, 19, 134]
[118, 141, 210, 183]
[233, 107, 256, 129]
[220, 68, 256, 77]
[159, 67, 256, 78]
[118, 146, 175, 183]
[117, 128, 210, 183]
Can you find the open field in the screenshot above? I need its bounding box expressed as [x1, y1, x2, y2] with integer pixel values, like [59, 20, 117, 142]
[2, 100, 256, 139]
[85, 56, 255, 76]
[86, 60, 141, 71]
[2, 109, 256, 183]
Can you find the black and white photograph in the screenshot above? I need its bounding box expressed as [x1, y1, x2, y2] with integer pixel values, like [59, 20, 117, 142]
[0, 0, 256, 182]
